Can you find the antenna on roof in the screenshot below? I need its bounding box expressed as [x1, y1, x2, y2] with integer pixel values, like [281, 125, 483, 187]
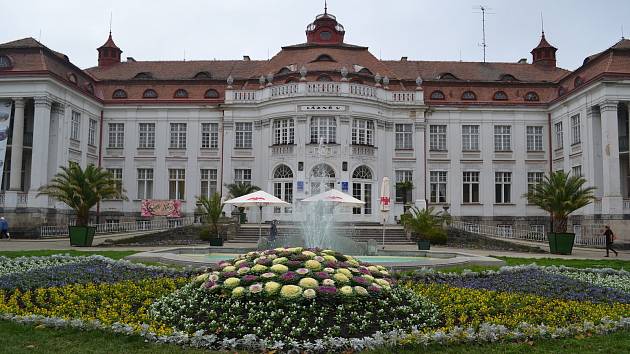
[541, 12, 544, 35]
[109, 12, 113, 35]
[473, 5, 494, 63]
[622, 24, 625, 40]
[183, 49, 186, 62]
[324, 0, 327, 14]
[459, 49, 462, 62]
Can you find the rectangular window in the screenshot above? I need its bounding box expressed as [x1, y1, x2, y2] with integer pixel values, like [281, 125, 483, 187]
[200, 169, 218, 198]
[429, 171, 447, 203]
[529, 224, 545, 237]
[168, 169, 186, 200]
[70, 111, 81, 141]
[170, 123, 187, 149]
[137, 168, 153, 200]
[571, 114, 581, 144]
[88, 119, 97, 146]
[351, 119, 374, 146]
[554, 122, 563, 149]
[138, 123, 156, 149]
[395, 124, 413, 149]
[495, 172, 512, 204]
[106, 168, 123, 196]
[273, 119, 295, 145]
[235, 122, 253, 148]
[310, 117, 336, 144]
[462, 171, 480, 203]
[461, 125, 479, 151]
[201, 123, 219, 149]
[395, 170, 413, 203]
[527, 172, 544, 194]
[234, 168, 252, 185]
[572, 165, 582, 177]
[429, 125, 447, 151]
[494, 125, 511, 151]
[526, 126, 544, 152]
[108, 123, 124, 148]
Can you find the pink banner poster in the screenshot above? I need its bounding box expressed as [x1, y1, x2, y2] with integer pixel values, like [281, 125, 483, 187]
[140, 200, 182, 217]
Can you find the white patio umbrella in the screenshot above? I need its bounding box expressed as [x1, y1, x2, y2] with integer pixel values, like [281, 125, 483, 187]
[301, 188, 365, 207]
[223, 190, 290, 242]
[379, 177, 391, 248]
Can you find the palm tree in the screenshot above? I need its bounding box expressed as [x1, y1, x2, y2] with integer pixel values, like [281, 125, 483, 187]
[197, 193, 224, 237]
[395, 180, 414, 210]
[225, 182, 260, 223]
[38, 164, 127, 226]
[400, 206, 447, 245]
[524, 170, 595, 233]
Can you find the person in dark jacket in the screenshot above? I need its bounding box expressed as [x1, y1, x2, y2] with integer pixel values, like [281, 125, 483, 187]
[0, 217, 9, 240]
[604, 225, 618, 257]
[269, 220, 278, 243]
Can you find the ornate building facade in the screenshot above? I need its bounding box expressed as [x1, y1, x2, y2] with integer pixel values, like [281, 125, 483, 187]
[1, 9, 630, 242]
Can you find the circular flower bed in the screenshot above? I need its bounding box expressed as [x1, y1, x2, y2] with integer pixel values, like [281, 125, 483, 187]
[150, 247, 440, 342]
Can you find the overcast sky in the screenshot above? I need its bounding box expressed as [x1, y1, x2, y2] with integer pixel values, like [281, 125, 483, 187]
[2, 0, 629, 70]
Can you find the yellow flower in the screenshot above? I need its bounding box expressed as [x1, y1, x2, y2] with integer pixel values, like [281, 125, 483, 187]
[298, 277, 319, 289]
[280, 285, 302, 299]
[270, 264, 289, 274]
[305, 260, 322, 271]
[333, 273, 350, 283]
[264, 281, 281, 295]
[223, 277, 240, 289]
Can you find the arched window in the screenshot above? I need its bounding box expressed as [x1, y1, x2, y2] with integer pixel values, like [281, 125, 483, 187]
[358, 67, 373, 75]
[524, 91, 539, 102]
[310, 163, 336, 195]
[273, 164, 294, 213]
[311, 164, 335, 178]
[273, 164, 294, 179]
[461, 91, 477, 100]
[430, 90, 445, 100]
[142, 89, 158, 98]
[285, 77, 299, 83]
[67, 73, 77, 84]
[499, 74, 518, 81]
[438, 72, 458, 80]
[134, 72, 153, 79]
[493, 91, 508, 101]
[277, 67, 292, 75]
[174, 89, 188, 98]
[352, 165, 373, 215]
[574, 76, 584, 87]
[112, 89, 127, 99]
[204, 89, 219, 98]
[313, 54, 335, 62]
[317, 74, 332, 82]
[193, 71, 211, 79]
[0, 55, 12, 69]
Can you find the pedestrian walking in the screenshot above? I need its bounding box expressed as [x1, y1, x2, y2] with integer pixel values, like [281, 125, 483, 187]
[603, 225, 618, 257]
[269, 220, 278, 243]
[0, 217, 9, 240]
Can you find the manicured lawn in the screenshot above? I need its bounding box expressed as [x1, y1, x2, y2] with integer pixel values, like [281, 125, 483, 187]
[1, 320, 628, 354]
[497, 256, 630, 270]
[0, 250, 138, 260]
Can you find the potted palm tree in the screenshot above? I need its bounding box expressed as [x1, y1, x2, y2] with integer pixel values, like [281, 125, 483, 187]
[225, 182, 260, 223]
[524, 170, 595, 255]
[396, 180, 414, 213]
[38, 164, 127, 246]
[198, 193, 224, 246]
[400, 206, 447, 250]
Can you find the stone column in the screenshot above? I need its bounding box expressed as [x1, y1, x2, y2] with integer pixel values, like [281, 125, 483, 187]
[600, 101, 623, 214]
[30, 96, 52, 192]
[9, 98, 25, 191]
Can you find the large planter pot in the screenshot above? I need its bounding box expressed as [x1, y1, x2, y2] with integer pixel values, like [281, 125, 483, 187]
[417, 240, 431, 250]
[68, 226, 96, 247]
[209, 236, 223, 246]
[548, 232, 575, 255]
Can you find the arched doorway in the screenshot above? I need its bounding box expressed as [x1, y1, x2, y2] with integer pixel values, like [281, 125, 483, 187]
[352, 165, 373, 215]
[272, 164, 293, 214]
[309, 163, 336, 195]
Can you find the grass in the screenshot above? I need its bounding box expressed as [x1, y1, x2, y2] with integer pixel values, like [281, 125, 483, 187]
[497, 256, 630, 270]
[0, 320, 627, 354]
[0, 250, 138, 260]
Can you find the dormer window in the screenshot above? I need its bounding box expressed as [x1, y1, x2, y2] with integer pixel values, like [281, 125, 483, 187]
[174, 89, 188, 98]
[313, 54, 335, 62]
[277, 67, 292, 75]
[574, 76, 584, 87]
[524, 91, 540, 102]
[438, 73, 459, 80]
[112, 89, 128, 99]
[499, 74, 518, 81]
[493, 91, 508, 101]
[67, 73, 78, 84]
[194, 71, 211, 79]
[142, 89, 158, 98]
[357, 67, 373, 75]
[461, 91, 477, 100]
[319, 31, 332, 40]
[204, 89, 219, 98]
[86, 83, 94, 94]
[134, 72, 153, 79]
[430, 90, 445, 100]
[0, 55, 13, 69]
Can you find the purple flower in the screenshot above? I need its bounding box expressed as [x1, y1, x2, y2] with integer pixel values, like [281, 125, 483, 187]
[338, 262, 350, 268]
[295, 268, 310, 275]
[286, 260, 302, 269]
[255, 258, 273, 266]
[221, 271, 237, 278]
[280, 271, 298, 282]
[358, 267, 371, 275]
[314, 271, 330, 279]
[238, 262, 251, 269]
[324, 261, 338, 268]
[241, 274, 259, 283]
[317, 286, 337, 294]
[368, 285, 382, 293]
[352, 276, 370, 285]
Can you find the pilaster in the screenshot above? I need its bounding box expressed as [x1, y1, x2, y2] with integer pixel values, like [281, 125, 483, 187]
[9, 98, 25, 191]
[600, 101, 623, 214]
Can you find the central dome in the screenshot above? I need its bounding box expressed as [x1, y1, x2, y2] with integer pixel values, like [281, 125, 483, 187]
[305, 8, 346, 44]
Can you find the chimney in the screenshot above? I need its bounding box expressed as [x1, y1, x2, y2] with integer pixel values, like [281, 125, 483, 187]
[517, 58, 527, 64]
[126, 57, 136, 62]
[243, 55, 251, 61]
[400, 56, 408, 61]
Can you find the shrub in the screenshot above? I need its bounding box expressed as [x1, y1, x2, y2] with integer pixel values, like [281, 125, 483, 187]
[198, 228, 211, 241]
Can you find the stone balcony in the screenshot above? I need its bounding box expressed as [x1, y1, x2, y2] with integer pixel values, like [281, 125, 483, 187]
[225, 82, 424, 105]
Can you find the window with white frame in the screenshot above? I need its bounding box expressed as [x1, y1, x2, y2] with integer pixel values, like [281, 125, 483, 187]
[352, 119, 374, 146]
[395, 124, 413, 149]
[429, 125, 447, 151]
[495, 172, 512, 203]
[554, 122, 563, 149]
[571, 114, 581, 145]
[496, 224, 513, 237]
[462, 171, 480, 203]
[70, 111, 81, 141]
[310, 117, 336, 144]
[529, 224, 545, 237]
[273, 119, 295, 145]
[526, 126, 544, 151]
[138, 123, 155, 149]
[572, 165, 582, 177]
[200, 169, 218, 198]
[461, 125, 479, 151]
[201, 123, 219, 149]
[429, 171, 447, 203]
[137, 168, 153, 200]
[494, 125, 511, 151]
[106, 168, 123, 196]
[88, 119, 97, 146]
[235, 122, 252, 148]
[234, 169, 252, 185]
[527, 172, 544, 194]
[168, 169, 186, 200]
[273, 164, 294, 213]
[169, 123, 187, 149]
[395, 170, 413, 203]
[108, 123, 124, 148]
